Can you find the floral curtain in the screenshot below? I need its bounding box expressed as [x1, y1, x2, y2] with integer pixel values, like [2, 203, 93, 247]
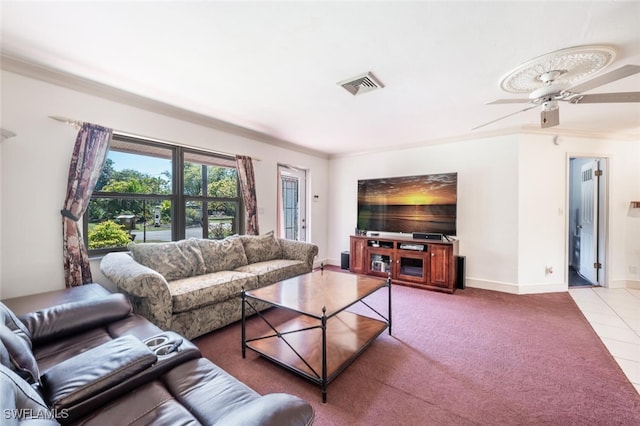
[236, 155, 259, 235]
[61, 123, 113, 287]
[276, 166, 285, 238]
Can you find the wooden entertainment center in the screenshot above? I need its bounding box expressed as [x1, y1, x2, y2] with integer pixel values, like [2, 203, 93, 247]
[350, 235, 459, 293]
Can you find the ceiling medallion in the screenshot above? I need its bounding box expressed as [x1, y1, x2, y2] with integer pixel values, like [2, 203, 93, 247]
[499, 45, 616, 93]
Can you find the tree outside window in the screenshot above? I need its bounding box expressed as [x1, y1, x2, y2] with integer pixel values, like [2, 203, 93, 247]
[85, 136, 242, 254]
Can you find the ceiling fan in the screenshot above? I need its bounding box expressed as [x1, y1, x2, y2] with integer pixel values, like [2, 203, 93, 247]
[473, 45, 640, 130]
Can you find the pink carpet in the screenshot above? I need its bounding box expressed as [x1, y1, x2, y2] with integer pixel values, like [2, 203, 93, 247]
[194, 283, 640, 425]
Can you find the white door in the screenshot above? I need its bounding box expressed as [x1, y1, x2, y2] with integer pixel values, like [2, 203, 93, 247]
[578, 160, 599, 284]
[277, 165, 307, 241]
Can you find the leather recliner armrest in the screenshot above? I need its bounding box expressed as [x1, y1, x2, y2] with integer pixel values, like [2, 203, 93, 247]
[41, 335, 157, 424]
[20, 294, 133, 344]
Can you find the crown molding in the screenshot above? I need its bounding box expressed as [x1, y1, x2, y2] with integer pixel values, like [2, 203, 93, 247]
[4, 55, 635, 162]
[328, 124, 639, 160]
[1, 54, 329, 160]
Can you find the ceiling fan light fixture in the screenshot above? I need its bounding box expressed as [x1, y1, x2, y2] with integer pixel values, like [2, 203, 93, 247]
[537, 70, 567, 84]
[541, 108, 559, 128]
[475, 46, 639, 131]
[542, 100, 559, 111]
[499, 45, 616, 93]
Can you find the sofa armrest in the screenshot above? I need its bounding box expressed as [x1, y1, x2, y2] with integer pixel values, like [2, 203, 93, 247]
[100, 252, 173, 330]
[41, 335, 157, 423]
[213, 393, 314, 426]
[19, 294, 132, 344]
[278, 239, 318, 270]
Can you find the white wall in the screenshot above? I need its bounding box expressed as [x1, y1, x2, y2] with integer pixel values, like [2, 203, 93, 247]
[2, 69, 638, 298]
[327, 133, 640, 294]
[0, 134, 3, 298]
[0, 71, 329, 298]
[328, 135, 521, 290]
[628, 145, 640, 288]
[531, 134, 640, 289]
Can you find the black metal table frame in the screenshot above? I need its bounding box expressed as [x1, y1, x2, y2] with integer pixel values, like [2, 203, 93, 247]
[241, 276, 392, 403]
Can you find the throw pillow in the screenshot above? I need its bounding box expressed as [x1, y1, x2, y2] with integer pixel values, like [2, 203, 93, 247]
[240, 231, 282, 264]
[196, 237, 248, 273]
[129, 239, 206, 281]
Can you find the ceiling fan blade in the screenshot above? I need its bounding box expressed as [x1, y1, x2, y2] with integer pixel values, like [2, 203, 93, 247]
[567, 64, 640, 94]
[569, 92, 640, 104]
[486, 98, 531, 105]
[472, 104, 538, 130]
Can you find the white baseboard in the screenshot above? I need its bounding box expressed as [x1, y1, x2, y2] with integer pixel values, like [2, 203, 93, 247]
[465, 278, 567, 295]
[313, 265, 569, 295]
[314, 258, 338, 268]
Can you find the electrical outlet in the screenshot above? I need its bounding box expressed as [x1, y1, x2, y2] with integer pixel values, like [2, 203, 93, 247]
[630, 266, 638, 275]
[545, 266, 554, 275]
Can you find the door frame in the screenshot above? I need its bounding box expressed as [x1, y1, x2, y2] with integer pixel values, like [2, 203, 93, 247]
[566, 154, 610, 287]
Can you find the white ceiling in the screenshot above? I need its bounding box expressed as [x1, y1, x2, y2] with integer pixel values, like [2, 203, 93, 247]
[2, 1, 639, 156]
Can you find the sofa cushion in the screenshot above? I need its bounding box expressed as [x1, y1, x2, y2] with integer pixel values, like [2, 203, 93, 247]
[163, 358, 260, 423]
[33, 316, 164, 376]
[167, 271, 258, 313]
[196, 237, 248, 274]
[215, 393, 316, 426]
[235, 259, 309, 286]
[240, 231, 282, 264]
[70, 380, 198, 426]
[128, 239, 205, 281]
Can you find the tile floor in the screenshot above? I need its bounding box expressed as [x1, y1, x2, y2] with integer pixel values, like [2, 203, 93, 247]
[569, 286, 640, 394]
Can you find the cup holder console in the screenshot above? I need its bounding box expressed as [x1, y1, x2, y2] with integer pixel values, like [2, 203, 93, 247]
[118, 332, 199, 385]
[144, 336, 169, 347]
[143, 333, 184, 358]
[154, 342, 180, 356]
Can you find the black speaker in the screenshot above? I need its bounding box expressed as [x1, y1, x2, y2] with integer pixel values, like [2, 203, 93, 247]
[456, 256, 466, 289]
[341, 251, 350, 270]
[412, 232, 442, 241]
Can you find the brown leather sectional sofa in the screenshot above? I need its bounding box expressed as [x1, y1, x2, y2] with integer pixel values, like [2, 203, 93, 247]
[0, 284, 314, 425]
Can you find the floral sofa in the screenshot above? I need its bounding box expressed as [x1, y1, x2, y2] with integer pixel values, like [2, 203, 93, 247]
[100, 232, 318, 339]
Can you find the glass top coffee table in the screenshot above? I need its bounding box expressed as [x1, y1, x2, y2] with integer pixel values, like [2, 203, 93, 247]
[242, 269, 391, 402]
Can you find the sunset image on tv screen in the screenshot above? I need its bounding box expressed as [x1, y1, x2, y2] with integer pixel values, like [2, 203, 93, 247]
[357, 173, 457, 235]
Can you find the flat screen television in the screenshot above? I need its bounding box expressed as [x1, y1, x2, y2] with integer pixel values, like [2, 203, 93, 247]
[357, 172, 457, 236]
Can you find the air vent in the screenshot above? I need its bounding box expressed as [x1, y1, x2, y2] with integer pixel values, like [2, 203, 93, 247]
[338, 71, 385, 96]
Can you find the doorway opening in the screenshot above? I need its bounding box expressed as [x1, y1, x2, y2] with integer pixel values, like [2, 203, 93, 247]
[277, 164, 308, 242]
[568, 156, 608, 287]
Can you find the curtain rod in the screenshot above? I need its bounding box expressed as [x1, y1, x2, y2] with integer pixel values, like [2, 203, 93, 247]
[48, 115, 261, 161]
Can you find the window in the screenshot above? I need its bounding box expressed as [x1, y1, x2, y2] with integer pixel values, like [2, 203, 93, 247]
[277, 165, 307, 241]
[85, 135, 243, 255]
[281, 175, 299, 239]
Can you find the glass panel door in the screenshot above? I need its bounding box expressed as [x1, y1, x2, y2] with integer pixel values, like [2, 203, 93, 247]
[396, 252, 428, 283]
[367, 249, 392, 277]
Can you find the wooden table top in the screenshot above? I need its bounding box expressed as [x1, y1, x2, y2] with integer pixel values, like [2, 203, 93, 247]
[245, 269, 387, 318]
